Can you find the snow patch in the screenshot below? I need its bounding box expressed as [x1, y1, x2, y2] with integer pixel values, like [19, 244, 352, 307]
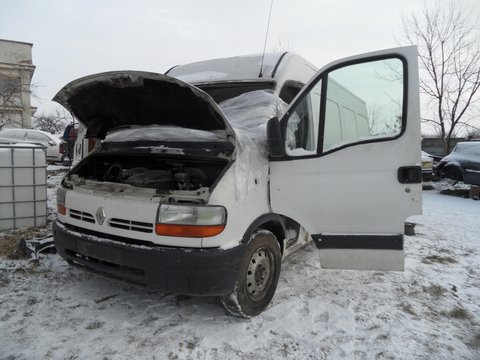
[175, 71, 229, 83]
[1, 191, 480, 359]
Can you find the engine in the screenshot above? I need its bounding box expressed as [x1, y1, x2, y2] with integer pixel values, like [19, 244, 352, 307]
[69, 154, 227, 191]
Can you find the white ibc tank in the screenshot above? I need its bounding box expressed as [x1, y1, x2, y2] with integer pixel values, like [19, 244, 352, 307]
[0, 144, 47, 231]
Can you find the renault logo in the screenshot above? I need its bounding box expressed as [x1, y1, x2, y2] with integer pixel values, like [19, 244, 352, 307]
[96, 207, 106, 225]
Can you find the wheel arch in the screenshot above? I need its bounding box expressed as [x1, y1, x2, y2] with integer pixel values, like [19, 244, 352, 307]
[242, 214, 287, 253]
[444, 163, 465, 180]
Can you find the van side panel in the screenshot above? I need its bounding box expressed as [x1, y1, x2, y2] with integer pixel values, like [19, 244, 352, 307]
[202, 164, 272, 248]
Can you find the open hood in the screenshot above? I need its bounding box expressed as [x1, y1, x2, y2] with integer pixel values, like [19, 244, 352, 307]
[53, 71, 235, 139]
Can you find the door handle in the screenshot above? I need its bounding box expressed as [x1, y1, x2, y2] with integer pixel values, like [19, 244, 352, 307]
[397, 166, 422, 184]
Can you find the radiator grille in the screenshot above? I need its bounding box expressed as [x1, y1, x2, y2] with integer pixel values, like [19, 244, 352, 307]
[109, 218, 153, 233]
[69, 209, 95, 223]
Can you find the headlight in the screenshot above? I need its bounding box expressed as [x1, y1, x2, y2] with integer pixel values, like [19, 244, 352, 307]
[156, 204, 226, 237]
[422, 161, 433, 170]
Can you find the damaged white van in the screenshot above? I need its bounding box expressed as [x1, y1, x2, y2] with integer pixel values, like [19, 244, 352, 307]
[53, 46, 422, 317]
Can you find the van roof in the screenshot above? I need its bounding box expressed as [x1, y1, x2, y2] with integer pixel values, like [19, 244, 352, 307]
[166, 52, 317, 84]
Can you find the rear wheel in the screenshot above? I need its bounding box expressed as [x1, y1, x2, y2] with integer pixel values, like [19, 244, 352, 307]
[221, 230, 281, 317]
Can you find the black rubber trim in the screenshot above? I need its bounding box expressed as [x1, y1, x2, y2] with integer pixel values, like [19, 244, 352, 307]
[271, 52, 289, 78]
[241, 214, 286, 244]
[164, 65, 179, 75]
[312, 234, 404, 250]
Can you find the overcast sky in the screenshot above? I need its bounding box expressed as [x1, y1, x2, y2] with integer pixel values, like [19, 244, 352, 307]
[0, 0, 470, 117]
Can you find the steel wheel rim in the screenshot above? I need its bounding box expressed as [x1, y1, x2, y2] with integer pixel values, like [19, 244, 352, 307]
[246, 247, 273, 299]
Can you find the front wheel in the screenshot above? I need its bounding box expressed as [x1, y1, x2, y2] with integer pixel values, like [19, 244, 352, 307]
[447, 167, 463, 182]
[221, 230, 281, 317]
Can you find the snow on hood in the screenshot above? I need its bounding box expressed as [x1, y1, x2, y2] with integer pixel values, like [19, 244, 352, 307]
[421, 151, 433, 162]
[442, 141, 480, 162]
[174, 71, 230, 83]
[452, 142, 480, 155]
[52, 71, 235, 139]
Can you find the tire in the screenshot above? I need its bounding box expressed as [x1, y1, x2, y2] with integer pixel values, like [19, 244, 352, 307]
[61, 154, 71, 166]
[446, 166, 463, 182]
[221, 230, 281, 317]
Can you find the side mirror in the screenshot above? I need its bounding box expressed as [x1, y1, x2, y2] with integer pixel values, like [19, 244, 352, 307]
[267, 117, 285, 158]
[48, 141, 55, 146]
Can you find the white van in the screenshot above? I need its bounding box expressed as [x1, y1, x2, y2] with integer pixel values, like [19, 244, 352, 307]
[52, 46, 422, 317]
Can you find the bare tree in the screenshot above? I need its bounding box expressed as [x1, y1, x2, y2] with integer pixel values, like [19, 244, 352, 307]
[0, 78, 38, 130]
[400, 1, 480, 154]
[271, 39, 292, 53]
[367, 103, 383, 135]
[0, 78, 22, 129]
[33, 108, 73, 134]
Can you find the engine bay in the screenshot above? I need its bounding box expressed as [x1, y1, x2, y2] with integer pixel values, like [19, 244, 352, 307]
[66, 153, 228, 193]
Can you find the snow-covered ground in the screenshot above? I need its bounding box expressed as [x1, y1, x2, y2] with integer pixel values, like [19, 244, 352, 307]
[0, 170, 479, 359]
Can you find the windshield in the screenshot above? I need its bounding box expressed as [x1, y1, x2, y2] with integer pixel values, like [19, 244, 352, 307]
[195, 82, 275, 103]
[454, 142, 480, 155]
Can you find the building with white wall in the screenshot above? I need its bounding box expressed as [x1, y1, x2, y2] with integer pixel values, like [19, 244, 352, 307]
[0, 39, 36, 129]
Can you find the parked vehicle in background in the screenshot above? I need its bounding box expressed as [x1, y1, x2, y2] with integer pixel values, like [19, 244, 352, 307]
[60, 123, 79, 165]
[0, 128, 62, 162]
[421, 151, 434, 181]
[72, 123, 97, 165]
[435, 141, 480, 185]
[52, 46, 422, 317]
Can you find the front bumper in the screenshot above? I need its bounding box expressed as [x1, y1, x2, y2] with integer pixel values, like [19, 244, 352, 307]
[53, 220, 245, 296]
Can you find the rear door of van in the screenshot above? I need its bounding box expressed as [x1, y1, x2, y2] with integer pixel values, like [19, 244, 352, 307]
[269, 46, 422, 270]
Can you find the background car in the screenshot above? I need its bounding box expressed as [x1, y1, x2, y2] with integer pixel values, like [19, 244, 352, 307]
[421, 150, 434, 181]
[435, 141, 480, 185]
[0, 128, 62, 163]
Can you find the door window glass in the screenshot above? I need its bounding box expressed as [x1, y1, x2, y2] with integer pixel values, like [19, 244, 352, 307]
[285, 80, 321, 156]
[341, 107, 357, 141]
[323, 58, 404, 152]
[323, 100, 342, 151]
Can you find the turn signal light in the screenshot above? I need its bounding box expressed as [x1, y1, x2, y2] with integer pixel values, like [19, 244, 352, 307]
[155, 224, 225, 238]
[57, 204, 67, 215]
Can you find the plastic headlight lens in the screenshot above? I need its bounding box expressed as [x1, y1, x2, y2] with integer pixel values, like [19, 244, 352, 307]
[158, 205, 198, 224]
[156, 204, 226, 237]
[158, 204, 226, 225]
